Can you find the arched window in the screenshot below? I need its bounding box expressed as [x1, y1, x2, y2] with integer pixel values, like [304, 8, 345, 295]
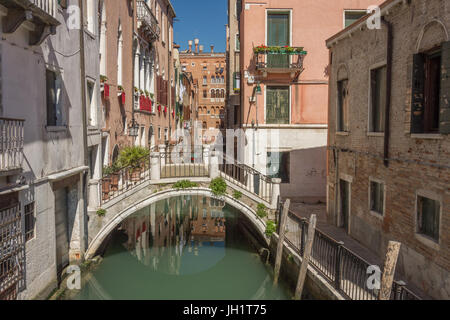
[211, 89, 215, 98]
[221, 76, 224, 83]
[112, 145, 120, 164]
[216, 89, 220, 97]
[211, 76, 215, 84]
[221, 89, 225, 98]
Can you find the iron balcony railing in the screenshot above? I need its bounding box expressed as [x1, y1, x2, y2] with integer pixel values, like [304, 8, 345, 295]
[255, 47, 307, 72]
[0, 118, 25, 173]
[278, 199, 422, 301]
[136, 0, 160, 41]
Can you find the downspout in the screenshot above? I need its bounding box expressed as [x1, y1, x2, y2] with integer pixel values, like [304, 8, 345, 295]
[167, 4, 172, 144]
[79, 0, 89, 251]
[131, 0, 136, 145]
[382, 16, 393, 167]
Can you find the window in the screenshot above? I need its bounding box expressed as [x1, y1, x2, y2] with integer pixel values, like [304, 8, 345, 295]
[203, 90, 207, 98]
[216, 122, 220, 128]
[369, 180, 384, 215]
[203, 76, 207, 85]
[87, 80, 96, 126]
[211, 89, 216, 98]
[233, 72, 240, 91]
[164, 128, 168, 141]
[267, 13, 290, 68]
[84, 0, 95, 34]
[410, 43, 450, 134]
[234, 105, 239, 125]
[266, 86, 289, 124]
[337, 79, 349, 132]
[202, 121, 207, 129]
[46, 69, 63, 126]
[235, 33, 240, 51]
[417, 195, 440, 242]
[369, 66, 386, 132]
[24, 202, 35, 242]
[211, 76, 215, 84]
[267, 152, 290, 183]
[158, 127, 161, 139]
[344, 10, 367, 28]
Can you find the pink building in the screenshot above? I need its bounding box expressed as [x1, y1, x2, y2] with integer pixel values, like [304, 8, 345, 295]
[239, 0, 383, 201]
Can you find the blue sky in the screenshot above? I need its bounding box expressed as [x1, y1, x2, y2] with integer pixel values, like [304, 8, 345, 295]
[171, 0, 227, 53]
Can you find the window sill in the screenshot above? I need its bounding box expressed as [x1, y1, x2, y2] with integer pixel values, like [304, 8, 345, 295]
[46, 126, 67, 132]
[369, 210, 384, 220]
[415, 233, 440, 250]
[336, 131, 349, 136]
[367, 132, 384, 137]
[410, 134, 443, 140]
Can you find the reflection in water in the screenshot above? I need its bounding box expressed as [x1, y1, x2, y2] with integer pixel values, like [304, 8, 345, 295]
[69, 196, 291, 300]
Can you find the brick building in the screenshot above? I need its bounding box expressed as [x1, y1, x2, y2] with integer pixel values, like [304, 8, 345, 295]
[100, 0, 176, 166]
[326, 0, 449, 299]
[180, 40, 226, 144]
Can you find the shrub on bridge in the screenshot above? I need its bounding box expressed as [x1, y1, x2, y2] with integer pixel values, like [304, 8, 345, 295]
[265, 220, 277, 237]
[173, 180, 199, 189]
[257, 203, 267, 218]
[233, 190, 242, 200]
[210, 177, 227, 196]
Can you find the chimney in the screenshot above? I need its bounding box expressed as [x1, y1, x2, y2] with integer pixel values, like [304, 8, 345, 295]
[194, 38, 199, 53]
[188, 40, 193, 52]
[199, 45, 204, 53]
[210, 45, 214, 53]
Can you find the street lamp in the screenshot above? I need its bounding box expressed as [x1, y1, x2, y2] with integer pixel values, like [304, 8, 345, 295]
[128, 118, 140, 137]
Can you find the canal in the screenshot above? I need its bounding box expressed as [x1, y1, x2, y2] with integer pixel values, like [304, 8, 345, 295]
[61, 195, 292, 300]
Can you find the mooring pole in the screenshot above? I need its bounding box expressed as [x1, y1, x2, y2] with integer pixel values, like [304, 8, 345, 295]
[378, 241, 401, 300]
[273, 198, 290, 285]
[294, 214, 317, 300]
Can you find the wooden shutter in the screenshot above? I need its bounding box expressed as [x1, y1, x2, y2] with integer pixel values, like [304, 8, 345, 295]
[411, 54, 425, 133]
[439, 41, 450, 134]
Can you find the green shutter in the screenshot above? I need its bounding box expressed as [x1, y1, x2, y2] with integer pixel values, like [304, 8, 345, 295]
[267, 13, 289, 68]
[439, 41, 450, 134]
[233, 72, 236, 89]
[266, 86, 289, 124]
[411, 54, 425, 133]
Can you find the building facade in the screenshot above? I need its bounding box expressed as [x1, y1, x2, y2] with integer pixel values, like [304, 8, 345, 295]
[0, 0, 102, 299]
[226, 0, 242, 130]
[180, 40, 226, 145]
[326, 0, 449, 299]
[239, 0, 382, 202]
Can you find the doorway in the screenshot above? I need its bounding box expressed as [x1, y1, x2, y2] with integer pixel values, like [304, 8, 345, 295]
[339, 179, 350, 234]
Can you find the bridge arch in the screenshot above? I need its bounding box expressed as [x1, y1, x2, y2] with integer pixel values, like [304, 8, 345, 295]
[86, 188, 268, 259]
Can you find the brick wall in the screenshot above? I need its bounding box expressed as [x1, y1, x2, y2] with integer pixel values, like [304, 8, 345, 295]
[327, 0, 450, 299]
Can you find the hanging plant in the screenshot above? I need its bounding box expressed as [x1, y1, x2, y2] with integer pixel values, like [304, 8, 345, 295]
[145, 90, 150, 97]
[100, 75, 108, 83]
[118, 85, 124, 92]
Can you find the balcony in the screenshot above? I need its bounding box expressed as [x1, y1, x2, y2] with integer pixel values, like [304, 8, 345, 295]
[254, 46, 307, 76]
[0, 118, 24, 174]
[136, 0, 160, 42]
[1, 0, 60, 45]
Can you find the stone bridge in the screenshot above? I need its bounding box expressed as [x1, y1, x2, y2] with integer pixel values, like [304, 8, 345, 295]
[86, 146, 281, 259]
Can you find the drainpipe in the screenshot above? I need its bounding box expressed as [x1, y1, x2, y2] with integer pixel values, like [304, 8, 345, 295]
[79, 0, 89, 252]
[382, 17, 393, 167]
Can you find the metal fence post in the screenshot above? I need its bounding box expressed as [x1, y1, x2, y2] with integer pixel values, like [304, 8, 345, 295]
[394, 280, 406, 300]
[300, 219, 306, 256]
[334, 241, 344, 290]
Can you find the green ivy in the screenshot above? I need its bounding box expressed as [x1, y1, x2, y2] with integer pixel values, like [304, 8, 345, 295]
[173, 180, 199, 189]
[265, 221, 277, 237]
[210, 177, 227, 196]
[96, 208, 106, 217]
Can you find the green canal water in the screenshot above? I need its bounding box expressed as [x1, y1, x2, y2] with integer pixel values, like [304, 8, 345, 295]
[63, 195, 292, 300]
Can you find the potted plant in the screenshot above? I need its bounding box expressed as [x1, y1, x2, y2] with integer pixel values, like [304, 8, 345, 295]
[145, 90, 150, 97]
[118, 146, 150, 182]
[100, 75, 108, 83]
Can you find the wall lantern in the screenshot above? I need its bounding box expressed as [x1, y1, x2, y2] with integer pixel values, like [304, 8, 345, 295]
[129, 118, 140, 137]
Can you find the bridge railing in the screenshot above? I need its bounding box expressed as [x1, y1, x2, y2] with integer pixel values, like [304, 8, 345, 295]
[219, 155, 273, 203]
[279, 199, 422, 300]
[100, 155, 151, 204]
[158, 145, 208, 179]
